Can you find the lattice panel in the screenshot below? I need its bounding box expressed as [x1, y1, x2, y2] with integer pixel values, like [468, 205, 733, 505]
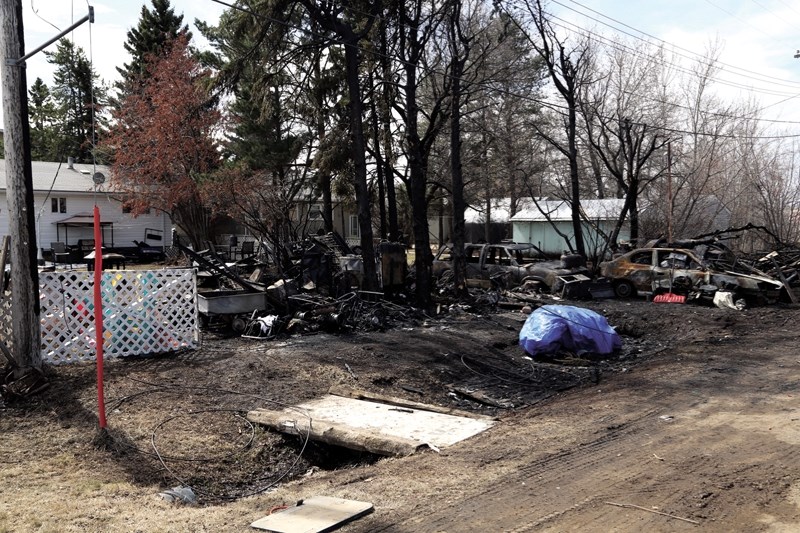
[39, 269, 198, 364]
[0, 286, 12, 355]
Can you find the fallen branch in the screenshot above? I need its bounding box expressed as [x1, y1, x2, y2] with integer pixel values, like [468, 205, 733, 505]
[450, 387, 513, 409]
[604, 501, 699, 525]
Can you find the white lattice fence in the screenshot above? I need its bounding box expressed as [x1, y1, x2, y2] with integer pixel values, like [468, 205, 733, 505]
[0, 286, 11, 354]
[38, 269, 198, 364]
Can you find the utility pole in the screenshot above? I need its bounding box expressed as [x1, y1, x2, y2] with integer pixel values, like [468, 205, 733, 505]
[1, 0, 40, 372]
[1, 4, 94, 373]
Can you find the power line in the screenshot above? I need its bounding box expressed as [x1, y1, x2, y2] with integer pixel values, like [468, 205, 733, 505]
[554, 0, 800, 88]
[543, 6, 800, 123]
[748, 0, 800, 41]
[701, 0, 775, 43]
[548, 15, 800, 98]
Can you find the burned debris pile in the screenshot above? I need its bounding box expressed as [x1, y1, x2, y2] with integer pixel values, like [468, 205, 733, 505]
[191, 234, 425, 337]
[191, 224, 800, 345]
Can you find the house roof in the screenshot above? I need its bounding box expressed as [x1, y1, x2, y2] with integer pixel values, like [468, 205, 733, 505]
[511, 199, 626, 222]
[465, 197, 540, 224]
[0, 159, 112, 194]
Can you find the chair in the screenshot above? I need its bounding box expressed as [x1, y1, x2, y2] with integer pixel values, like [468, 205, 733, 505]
[204, 240, 228, 262]
[50, 242, 71, 268]
[77, 239, 95, 255]
[236, 240, 255, 260]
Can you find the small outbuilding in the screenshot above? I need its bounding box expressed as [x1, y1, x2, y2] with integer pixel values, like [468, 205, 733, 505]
[511, 199, 629, 256]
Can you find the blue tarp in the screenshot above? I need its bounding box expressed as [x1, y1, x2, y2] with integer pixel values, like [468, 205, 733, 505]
[519, 305, 622, 356]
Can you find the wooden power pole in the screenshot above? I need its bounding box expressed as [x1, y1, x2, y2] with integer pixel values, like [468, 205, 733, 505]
[1, 0, 41, 371]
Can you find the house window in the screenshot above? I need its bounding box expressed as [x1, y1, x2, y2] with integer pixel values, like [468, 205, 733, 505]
[348, 215, 360, 238]
[51, 197, 66, 213]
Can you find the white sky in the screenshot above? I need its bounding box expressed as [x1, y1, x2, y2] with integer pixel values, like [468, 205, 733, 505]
[2, 0, 800, 132]
[549, 0, 800, 128]
[0, 0, 226, 123]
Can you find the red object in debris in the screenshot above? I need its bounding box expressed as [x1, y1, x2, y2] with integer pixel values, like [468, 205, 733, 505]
[653, 292, 686, 304]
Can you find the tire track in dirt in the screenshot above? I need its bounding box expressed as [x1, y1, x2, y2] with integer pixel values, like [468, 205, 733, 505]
[365, 333, 800, 532]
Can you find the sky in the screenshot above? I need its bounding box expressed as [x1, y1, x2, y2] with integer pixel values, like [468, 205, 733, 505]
[0, 0, 226, 123]
[549, 0, 800, 128]
[3, 0, 800, 131]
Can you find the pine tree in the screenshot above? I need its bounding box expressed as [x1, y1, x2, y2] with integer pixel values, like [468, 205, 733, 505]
[45, 40, 107, 163]
[117, 0, 190, 91]
[28, 77, 59, 160]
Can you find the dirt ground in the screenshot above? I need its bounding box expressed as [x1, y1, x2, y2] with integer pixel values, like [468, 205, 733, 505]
[2, 294, 800, 532]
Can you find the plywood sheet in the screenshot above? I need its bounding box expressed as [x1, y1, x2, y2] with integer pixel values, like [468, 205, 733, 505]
[251, 495, 373, 532]
[294, 394, 494, 448]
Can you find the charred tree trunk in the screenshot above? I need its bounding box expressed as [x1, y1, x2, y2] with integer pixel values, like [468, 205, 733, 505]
[343, 39, 379, 291]
[370, 81, 388, 239]
[379, 17, 400, 242]
[449, 2, 468, 296]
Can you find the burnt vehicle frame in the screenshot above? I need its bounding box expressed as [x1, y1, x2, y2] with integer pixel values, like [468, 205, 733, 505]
[432, 242, 589, 292]
[599, 246, 783, 303]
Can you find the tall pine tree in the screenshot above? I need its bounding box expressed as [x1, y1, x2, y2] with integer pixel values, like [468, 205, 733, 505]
[45, 40, 107, 163]
[28, 77, 59, 160]
[117, 0, 190, 93]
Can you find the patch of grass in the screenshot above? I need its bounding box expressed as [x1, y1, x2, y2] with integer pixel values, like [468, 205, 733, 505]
[77, 479, 104, 494]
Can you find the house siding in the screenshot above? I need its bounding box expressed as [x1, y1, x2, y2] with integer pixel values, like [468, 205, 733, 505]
[1, 191, 172, 254]
[1, 160, 173, 256]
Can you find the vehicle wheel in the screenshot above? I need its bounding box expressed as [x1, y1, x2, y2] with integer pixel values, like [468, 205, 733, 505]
[231, 316, 248, 334]
[613, 280, 636, 298]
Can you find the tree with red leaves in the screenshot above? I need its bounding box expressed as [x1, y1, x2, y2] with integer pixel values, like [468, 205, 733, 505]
[104, 33, 220, 250]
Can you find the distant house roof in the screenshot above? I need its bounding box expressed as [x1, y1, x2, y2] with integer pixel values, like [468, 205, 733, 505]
[0, 159, 112, 194]
[465, 197, 540, 224]
[511, 199, 626, 222]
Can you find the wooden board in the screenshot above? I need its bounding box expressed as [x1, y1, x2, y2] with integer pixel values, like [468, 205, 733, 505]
[251, 496, 373, 532]
[247, 394, 494, 455]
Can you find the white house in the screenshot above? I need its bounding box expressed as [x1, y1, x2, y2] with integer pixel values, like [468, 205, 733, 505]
[511, 199, 630, 256]
[0, 159, 173, 258]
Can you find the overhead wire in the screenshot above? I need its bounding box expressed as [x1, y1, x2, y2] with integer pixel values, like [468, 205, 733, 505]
[548, 14, 800, 97]
[30, 0, 60, 32]
[544, 14, 800, 125]
[554, 0, 800, 87]
[542, 11, 800, 127]
[701, 0, 776, 42]
[748, 0, 800, 39]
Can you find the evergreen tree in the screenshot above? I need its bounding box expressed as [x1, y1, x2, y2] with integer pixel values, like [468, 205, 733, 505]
[105, 34, 219, 250]
[28, 77, 59, 160]
[117, 0, 190, 92]
[45, 40, 107, 163]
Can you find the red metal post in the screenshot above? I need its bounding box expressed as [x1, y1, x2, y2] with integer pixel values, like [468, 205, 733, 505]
[93, 205, 107, 428]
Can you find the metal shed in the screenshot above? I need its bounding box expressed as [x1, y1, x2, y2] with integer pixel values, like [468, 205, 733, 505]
[511, 199, 629, 256]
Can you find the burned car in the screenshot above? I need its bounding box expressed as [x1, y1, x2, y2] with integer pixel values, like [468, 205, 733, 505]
[432, 242, 590, 293]
[599, 247, 783, 303]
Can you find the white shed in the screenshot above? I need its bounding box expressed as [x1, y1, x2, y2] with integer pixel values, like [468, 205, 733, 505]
[0, 159, 172, 257]
[511, 199, 629, 256]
